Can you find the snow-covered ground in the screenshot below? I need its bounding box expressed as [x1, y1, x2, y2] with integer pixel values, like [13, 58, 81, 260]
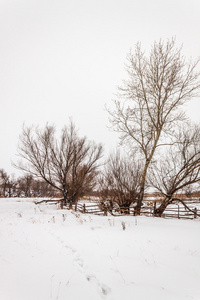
[0, 198, 200, 300]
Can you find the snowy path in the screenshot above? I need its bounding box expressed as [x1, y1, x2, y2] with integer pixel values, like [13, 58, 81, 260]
[0, 198, 200, 300]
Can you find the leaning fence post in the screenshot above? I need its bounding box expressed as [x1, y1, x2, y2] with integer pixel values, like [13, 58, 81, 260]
[178, 204, 180, 219]
[83, 203, 86, 214]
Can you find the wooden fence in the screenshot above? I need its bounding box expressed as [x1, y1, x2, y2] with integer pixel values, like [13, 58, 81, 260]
[74, 202, 200, 220]
[35, 198, 200, 220]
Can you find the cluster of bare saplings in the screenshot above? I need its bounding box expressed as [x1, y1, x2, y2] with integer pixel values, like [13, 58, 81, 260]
[2, 38, 200, 217]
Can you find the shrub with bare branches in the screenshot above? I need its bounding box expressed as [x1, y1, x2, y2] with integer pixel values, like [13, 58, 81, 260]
[99, 152, 141, 214]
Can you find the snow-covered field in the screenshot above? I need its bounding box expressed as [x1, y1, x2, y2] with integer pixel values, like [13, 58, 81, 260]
[0, 198, 200, 300]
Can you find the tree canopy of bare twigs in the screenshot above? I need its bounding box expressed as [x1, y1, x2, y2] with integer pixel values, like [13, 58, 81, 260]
[108, 38, 200, 214]
[99, 152, 141, 213]
[149, 124, 200, 216]
[15, 121, 103, 206]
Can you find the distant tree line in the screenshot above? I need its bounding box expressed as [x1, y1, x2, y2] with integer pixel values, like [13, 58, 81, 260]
[6, 38, 200, 216]
[0, 170, 59, 198]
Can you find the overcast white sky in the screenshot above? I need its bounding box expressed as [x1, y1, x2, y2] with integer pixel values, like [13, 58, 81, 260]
[0, 0, 200, 175]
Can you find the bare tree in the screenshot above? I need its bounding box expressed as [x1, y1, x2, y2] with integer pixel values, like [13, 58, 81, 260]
[99, 152, 141, 214]
[108, 38, 200, 214]
[149, 124, 200, 216]
[0, 169, 17, 197]
[15, 121, 103, 207]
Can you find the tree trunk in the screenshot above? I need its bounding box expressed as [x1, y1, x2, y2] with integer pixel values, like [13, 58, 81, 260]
[135, 132, 161, 215]
[61, 190, 68, 208]
[3, 185, 6, 197]
[134, 158, 150, 215]
[154, 197, 171, 217]
[135, 188, 144, 215]
[69, 200, 73, 209]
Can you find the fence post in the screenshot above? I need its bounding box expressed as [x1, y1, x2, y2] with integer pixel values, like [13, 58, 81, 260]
[104, 207, 107, 216]
[83, 204, 86, 214]
[60, 200, 63, 210]
[153, 201, 156, 216]
[194, 208, 197, 219]
[178, 204, 180, 219]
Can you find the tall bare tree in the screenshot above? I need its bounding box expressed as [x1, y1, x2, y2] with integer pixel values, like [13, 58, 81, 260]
[15, 121, 103, 206]
[108, 38, 200, 214]
[149, 124, 200, 216]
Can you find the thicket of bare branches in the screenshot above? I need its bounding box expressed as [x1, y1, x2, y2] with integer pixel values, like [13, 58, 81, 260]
[15, 121, 103, 206]
[98, 152, 141, 213]
[108, 38, 200, 214]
